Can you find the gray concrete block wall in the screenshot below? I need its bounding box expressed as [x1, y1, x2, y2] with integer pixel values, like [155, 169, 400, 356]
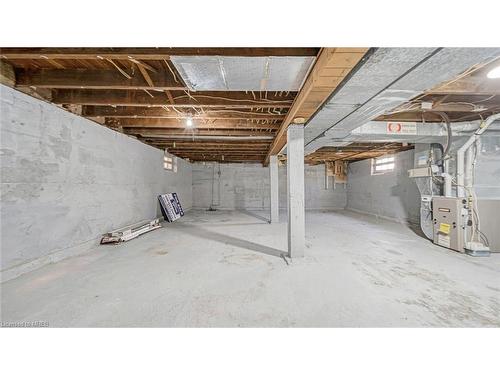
[346, 149, 420, 224]
[192, 163, 269, 210]
[0, 85, 192, 280]
[192, 162, 346, 210]
[290, 164, 347, 210]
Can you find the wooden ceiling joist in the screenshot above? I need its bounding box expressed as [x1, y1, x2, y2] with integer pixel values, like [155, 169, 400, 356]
[1, 47, 321, 163]
[0, 59, 15, 86]
[15, 68, 186, 90]
[146, 142, 272, 148]
[170, 150, 268, 155]
[264, 47, 369, 165]
[151, 147, 271, 152]
[304, 142, 413, 165]
[10, 47, 496, 164]
[108, 118, 280, 130]
[52, 89, 295, 108]
[155, 148, 270, 153]
[378, 58, 500, 124]
[180, 158, 263, 163]
[1, 48, 319, 60]
[81, 106, 287, 120]
[126, 129, 276, 137]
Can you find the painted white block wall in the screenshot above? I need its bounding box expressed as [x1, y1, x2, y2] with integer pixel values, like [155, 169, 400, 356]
[192, 162, 346, 210]
[297, 165, 347, 210]
[346, 149, 420, 224]
[0, 85, 192, 280]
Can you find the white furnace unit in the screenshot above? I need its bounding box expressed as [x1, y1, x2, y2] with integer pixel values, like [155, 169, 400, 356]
[432, 197, 466, 253]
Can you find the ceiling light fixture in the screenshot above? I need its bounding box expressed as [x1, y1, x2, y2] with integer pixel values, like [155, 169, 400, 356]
[487, 65, 500, 79]
[186, 116, 193, 127]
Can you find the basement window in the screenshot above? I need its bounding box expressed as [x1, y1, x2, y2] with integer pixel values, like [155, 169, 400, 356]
[164, 151, 177, 172]
[371, 155, 395, 175]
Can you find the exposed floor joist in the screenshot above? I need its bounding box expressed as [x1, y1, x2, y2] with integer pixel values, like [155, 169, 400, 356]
[304, 142, 414, 165]
[51, 89, 295, 108]
[109, 118, 280, 130]
[16, 68, 186, 90]
[303, 48, 500, 160]
[264, 47, 369, 165]
[375, 58, 500, 123]
[130, 128, 274, 135]
[1, 47, 320, 60]
[1, 47, 317, 163]
[82, 106, 287, 120]
[3, 47, 498, 164]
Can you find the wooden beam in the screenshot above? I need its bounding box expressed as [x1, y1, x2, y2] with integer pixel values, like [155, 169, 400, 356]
[107, 118, 280, 129]
[150, 145, 271, 150]
[414, 102, 498, 113]
[52, 90, 295, 108]
[136, 64, 155, 87]
[169, 150, 267, 155]
[428, 72, 500, 96]
[125, 129, 276, 137]
[165, 90, 176, 105]
[264, 48, 369, 164]
[155, 149, 270, 154]
[180, 159, 264, 163]
[15, 69, 185, 90]
[304, 143, 413, 163]
[82, 106, 286, 119]
[144, 138, 271, 143]
[377, 110, 499, 123]
[0, 60, 15, 87]
[168, 149, 266, 160]
[146, 141, 271, 147]
[1, 48, 319, 60]
[156, 150, 268, 154]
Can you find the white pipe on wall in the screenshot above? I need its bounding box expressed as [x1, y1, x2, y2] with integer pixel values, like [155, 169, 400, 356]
[456, 113, 500, 198]
[324, 163, 329, 190]
[443, 158, 452, 197]
[464, 146, 474, 192]
[443, 173, 453, 197]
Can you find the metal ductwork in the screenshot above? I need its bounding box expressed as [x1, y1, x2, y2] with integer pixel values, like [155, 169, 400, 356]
[171, 56, 315, 91]
[302, 47, 500, 154]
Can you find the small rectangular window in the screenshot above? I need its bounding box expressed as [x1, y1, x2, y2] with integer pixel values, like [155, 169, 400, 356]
[163, 150, 177, 172]
[371, 155, 395, 175]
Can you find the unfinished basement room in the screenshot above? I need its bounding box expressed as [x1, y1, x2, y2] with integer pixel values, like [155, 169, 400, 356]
[1, 46, 500, 331]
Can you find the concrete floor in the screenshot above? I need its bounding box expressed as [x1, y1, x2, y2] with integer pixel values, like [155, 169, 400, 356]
[1, 210, 499, 327]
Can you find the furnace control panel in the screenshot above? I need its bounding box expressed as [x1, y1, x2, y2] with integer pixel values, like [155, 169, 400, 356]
[432, 197, 466, 253]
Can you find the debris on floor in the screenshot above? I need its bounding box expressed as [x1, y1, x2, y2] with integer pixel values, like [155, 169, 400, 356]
[100, 219, 161, 244]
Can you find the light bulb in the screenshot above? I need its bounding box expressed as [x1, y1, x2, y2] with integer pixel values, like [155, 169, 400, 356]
[487, 65, 500, 79]
[186, 117, 193, 127]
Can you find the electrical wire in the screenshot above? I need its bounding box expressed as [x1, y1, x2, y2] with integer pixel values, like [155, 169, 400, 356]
[470, 141, 491, 247]
[432, 111, 452, 161]
[171, 94, 293, 104]
[105, 58, 132, 79]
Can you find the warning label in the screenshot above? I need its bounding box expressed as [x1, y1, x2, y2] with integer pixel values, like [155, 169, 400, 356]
[439, 223, 451, 235]
[386, 122, 417, 135]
